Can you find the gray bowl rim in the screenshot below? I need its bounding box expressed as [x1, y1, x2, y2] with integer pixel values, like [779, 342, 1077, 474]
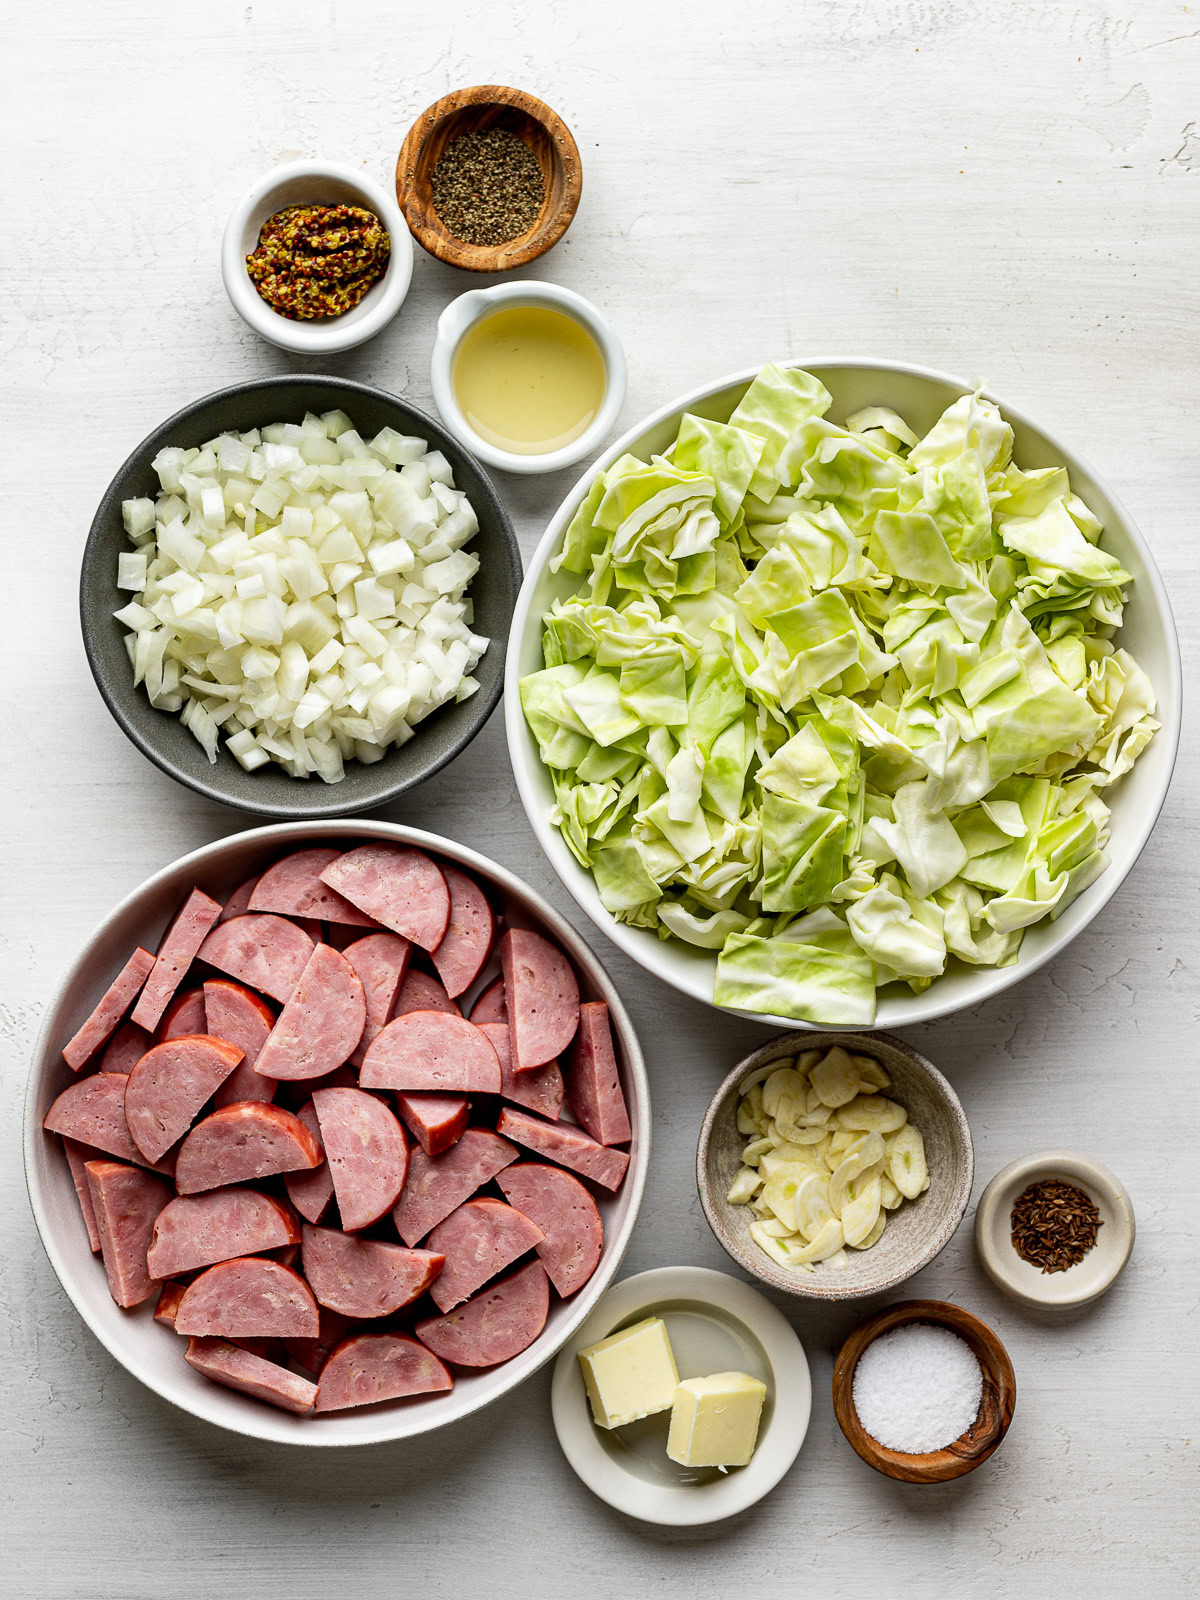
[80, 374, 522, 819]
[696, 1029, 974, 1302]
[24, 818, 650, 1446]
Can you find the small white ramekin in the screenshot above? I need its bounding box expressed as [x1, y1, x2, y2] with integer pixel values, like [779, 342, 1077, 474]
[430, 281, 627, 475]
[221, 160, 414, 355]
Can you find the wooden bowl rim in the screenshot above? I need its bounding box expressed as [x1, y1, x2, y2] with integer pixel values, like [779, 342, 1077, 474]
[695, 1029, 974, 1302]
[832, 1298, 1017, 1482]
[395, 84, 582, 272]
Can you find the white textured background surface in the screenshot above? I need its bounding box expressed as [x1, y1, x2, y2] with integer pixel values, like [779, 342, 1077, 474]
[3, 2, 1197, 1595]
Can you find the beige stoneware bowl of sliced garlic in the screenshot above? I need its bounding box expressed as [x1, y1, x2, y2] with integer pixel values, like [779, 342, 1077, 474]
[697, 1032, 973, 1301]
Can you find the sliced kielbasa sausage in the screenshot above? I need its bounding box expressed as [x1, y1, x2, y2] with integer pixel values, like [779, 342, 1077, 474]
[62, 1137, 102, 1252]
[184, 1337, 317, 1414]
[61, 947, 156, 1071]
[123, 1034, 244, 1163]
[45, 1073, 149, 1168]
[426, 1198, 544, 1314]
[84, 1160, 173, 1308]
[467, 977, 507, 1026]
[318, 845, 450, 951]
[359, 1011, 501, 1094]
[415, 1260, 549, 1369]
[501, 929, 580, 1072]
[565, 1001, 631, 1147]
[132, 889, 223, 1032]
[154, 1279, 188, 1327]
[148, 1188, 300, 1279]
[217, 874, 260, 922]
[254, 945, 366, 1082]
[159, 987, 206, 1041]
[311, 1086, 408, 1232]
[203, 980, 277, 1107]
[477, 1021, 563, 1122]
[174, 1103, 321, 1195]
[197, 914, 315, 1004]
[495, 1107, 630, 1192]
[314, 1333, 452, 1413]
[343, 932, 411, 1067]
[497, 1163, 604, 1298]
[393, 1129, 518, 1248]
[395, 1093, 469, 1157]
[175, 1257, 319, 1339]
[98, 1021, 152, 1075]
[430, 867, 495, 998]
[249, 847, 380, 926]
[391, 968, 461, 1019]
[300, 1225, 443, 1319]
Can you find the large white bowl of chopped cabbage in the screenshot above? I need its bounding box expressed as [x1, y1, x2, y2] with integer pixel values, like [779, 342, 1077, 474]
[505, 362, 1180, 1029]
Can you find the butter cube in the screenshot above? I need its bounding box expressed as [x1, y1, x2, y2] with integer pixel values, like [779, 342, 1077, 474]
[666, 1371, 767, 1468]
[578, 1317, 680, 1429]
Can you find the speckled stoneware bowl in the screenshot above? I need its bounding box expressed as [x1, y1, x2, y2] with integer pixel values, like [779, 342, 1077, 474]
[80, 375, 520, 819]
[697, 1032, 973, 1302]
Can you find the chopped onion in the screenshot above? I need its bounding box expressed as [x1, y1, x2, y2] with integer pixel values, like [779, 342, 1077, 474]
[117, 411, 488, 781]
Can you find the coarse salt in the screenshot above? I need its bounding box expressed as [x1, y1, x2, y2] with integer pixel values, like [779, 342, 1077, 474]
[852, 1322, 983, 1454]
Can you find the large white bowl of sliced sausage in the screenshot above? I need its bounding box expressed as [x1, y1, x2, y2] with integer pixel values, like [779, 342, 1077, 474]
[25, 821, 648, 1445]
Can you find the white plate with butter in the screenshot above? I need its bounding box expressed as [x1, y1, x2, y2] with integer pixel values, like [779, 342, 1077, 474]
[551, 1266, 811, 1525]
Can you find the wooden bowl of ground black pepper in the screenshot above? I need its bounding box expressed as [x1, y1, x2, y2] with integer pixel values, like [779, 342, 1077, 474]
[396, 85, 582, 272]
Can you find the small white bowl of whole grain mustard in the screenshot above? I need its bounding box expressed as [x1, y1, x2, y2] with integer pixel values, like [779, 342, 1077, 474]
[222, 159, 413, 355]
[430, 282, 627, 474]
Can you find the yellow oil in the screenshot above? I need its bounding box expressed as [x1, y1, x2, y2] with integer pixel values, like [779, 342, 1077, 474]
[452, 305, 607, 456]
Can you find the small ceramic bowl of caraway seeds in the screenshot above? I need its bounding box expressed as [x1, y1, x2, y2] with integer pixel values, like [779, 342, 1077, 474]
[396, 85, 582, 272]
[974, 1151, 1135, 1309]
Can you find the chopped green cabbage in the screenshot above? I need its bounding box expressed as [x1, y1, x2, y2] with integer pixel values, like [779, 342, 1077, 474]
[522, 366, 1159, 1024]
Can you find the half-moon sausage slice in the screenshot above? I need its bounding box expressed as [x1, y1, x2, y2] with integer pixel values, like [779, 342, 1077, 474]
[155, 1279, 188, 1327]
[198, 914, 315, 1004]
[282, 1101, 335, 1225]
[159, 987, 206, 1041]
[392, 968, 461, 1019]
[124, 1034, 244, 1163]
[430, 867, 495, 998]
[148, 1188, 300, 1279]
[415, 1260, 549, 1369]
[393, 1129, 518, 1248]
[565, 1001, 631, 1147]
[467, 977, 507, 1026]
[254, 945, 366, 1082]
[301, 1225, 443, 1318]
[217, 874, 260, 923]
[395, 1093, 469, 1157]
[184, 1337, 317, 1414]
[426, 1198, 544, 1313]
[495, 1107, 630, 1192]
[497, 1163, 604, 1298]
[249, 847, 380, 927]
[478, 1021, 563, 1122]
[344, 933, 411, 1067]
[318, 845, 450, 951]
[84, 1160, 173, 1308]
[203, 980, 277, 1107]
[312, 1086, 408, 1231]
[99, 1021, 152, 1075]
[175, 1103, 322, 1195]
[314, 1333, 453, 1413]
[62, 1137, 103, 1252]
[61, 947, 156, 1071]
[360, 1011, 501, 1094]
[500, 929, 580, 1071]
[132, 889, 223, 1032]
[175, 1257, 319, 1339]
[45, 1073, 150, 1167]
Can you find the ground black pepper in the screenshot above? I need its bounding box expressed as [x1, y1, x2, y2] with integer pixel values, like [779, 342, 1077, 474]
[430, 128, 546, 246]
[1010, 1178, 1102, 1273]
[246, 204, 390, 320]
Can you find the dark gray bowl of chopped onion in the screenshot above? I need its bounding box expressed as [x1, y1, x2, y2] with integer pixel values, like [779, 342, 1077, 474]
[80, 375, 521, 818]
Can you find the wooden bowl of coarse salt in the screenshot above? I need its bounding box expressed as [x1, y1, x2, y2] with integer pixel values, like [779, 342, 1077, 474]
[396, 85, 582, 273]
[832, 1299, 1016, 1483]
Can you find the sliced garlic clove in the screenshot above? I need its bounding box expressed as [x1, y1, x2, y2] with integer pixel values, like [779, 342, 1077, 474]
[888, 1123, 928, 1199]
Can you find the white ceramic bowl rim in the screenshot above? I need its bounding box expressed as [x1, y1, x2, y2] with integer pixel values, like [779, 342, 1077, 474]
[430, 281, 628, 475]
[550, 1265, 812, 1526]
[221, 160, 414, 355]
[505, 357, 1183, 1030]
[24, 819, 649, 1446]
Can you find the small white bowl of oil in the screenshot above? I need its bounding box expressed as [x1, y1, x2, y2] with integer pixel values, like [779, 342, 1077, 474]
[430, 281, 627, 474]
